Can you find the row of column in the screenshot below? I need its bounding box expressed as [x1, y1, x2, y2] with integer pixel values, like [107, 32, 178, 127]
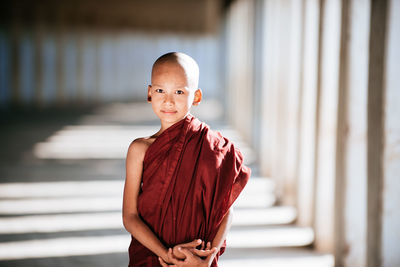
[0, 23, 221, 108]
[224, 0, 400, 266]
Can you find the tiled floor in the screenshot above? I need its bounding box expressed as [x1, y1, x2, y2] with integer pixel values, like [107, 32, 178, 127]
[0, 102, 333, 267]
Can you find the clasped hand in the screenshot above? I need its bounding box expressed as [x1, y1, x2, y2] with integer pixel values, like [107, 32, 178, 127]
[159, 239, 218, 267]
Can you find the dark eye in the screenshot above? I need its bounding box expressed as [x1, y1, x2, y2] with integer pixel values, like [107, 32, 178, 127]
[155, 89, 163, 93]
[176, 90, 184, 95]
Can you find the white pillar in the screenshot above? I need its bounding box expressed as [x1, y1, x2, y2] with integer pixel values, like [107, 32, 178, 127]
[10, 9, 21, 105]
[313, 0, 342, 253]
[296, 0, 320, 227]
[34, 7, 45, 107]
[225, 0, 254, 144]
[259, 0, 282, 189]
[279, 0, 303, 205]
[259, 0, 277, 177]
[339, 0, 370, 266]
[366, 1, 388, 267]
[55, 9, 66, 105]
[382, 0, 400, 266]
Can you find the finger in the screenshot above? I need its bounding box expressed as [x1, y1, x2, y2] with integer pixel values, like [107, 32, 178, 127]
[168, 249, 182, 265]
[200, 241, 205, 250]
[182, 239, 202, 248]
[172, 246, 186, 260]
[179, 247, 194, 260]
[205, 247, 218, 261]
[168, 248, 176, 259]
[158, 257, 170, 267]
[168, 256, 181, 265]
[206, 242, 211, 250]
[191, 248, 215, 257]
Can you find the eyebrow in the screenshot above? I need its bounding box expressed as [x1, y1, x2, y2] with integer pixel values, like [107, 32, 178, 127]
[151, 84, 189, 90]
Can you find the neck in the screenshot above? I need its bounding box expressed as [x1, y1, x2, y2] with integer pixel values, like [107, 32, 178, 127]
[157, 113, 191, 135]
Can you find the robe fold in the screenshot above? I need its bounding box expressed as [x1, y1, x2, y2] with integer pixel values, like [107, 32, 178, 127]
[128, 114, 250, 267]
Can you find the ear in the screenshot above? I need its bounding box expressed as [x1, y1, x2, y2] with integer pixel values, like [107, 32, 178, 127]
[192, 88, 202, 106]
[147, 85, 152, 102]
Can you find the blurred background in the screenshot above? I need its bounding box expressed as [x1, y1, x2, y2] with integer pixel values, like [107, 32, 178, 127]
[0, 0, 399, 267]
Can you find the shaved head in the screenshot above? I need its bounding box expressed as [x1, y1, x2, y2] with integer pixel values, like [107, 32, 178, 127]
[152, 52, 199, 90]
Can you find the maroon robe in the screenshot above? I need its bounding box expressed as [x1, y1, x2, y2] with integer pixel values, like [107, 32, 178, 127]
[128, 114, 250, 266]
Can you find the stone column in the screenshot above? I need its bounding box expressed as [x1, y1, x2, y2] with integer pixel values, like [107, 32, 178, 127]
[381, 0, 399, 266]
[251, 0, 265, 154]
[296, 0, 321, 227]
[225, 0, 254, 144]
[334, 0, 350, 265]
[34, 6, 45, 107]
[93, 29, 101, 104]
[75, 12, 85, 105]
[313, 0, 342, 253]
[259, 0, 280, 182]
[338, 0, 371, 266]
[366, 0, 388, 267]
[279, 0, 304, 206]
[10, 8, 21, 106]
[259, 0, 275, 178]
[55, 7, 66, 105]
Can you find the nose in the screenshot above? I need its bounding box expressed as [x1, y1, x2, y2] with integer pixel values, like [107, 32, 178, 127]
[164, 93, 174, 105]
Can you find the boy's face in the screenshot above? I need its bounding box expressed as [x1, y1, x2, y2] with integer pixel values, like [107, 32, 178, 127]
[148, 62, 201, 127]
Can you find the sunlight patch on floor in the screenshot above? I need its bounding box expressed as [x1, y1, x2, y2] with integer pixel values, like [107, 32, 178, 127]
[32, 125, 158, 159]
[0, 197, 122, 214]
[0, 181, 123, 198]
[0, 225, 314, 260]
[0, 235, 130, 260]
[233, 206, 297, 225]
[0, 225, 315, 260]
[31, 121, 255, 164]
[234, 178, 276, 208]
[228, 227, 314, 248]
[219, 254, 334, 267]
[0, 212, 123, 234]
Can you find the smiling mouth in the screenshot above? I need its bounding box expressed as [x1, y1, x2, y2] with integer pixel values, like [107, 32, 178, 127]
[161, 110, 177, 114]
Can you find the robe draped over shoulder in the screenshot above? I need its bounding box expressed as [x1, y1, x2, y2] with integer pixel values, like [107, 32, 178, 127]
[128, 114, 250, 267]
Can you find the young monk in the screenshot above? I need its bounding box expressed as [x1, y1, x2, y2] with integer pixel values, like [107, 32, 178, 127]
[122, 52, 251, 267]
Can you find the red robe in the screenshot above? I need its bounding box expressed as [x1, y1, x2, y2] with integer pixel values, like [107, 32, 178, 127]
[128, 114, 250, 266]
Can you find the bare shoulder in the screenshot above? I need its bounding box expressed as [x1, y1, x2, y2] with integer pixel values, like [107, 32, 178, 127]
[127, 137, 156, 162]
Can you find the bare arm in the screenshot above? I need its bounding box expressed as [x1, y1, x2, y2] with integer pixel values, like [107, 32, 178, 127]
[211, 207, 234, 251]
[122, 139, 171, 262]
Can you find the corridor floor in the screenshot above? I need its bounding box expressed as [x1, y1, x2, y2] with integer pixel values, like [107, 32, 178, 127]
[0, 102, 333, 267]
